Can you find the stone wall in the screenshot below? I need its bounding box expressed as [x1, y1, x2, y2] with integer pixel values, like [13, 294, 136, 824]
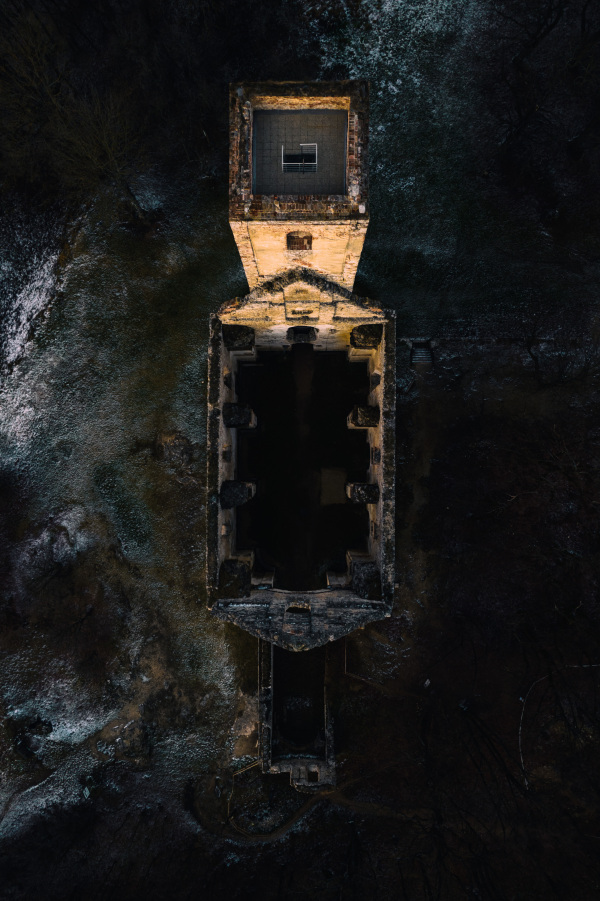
[230, 219, 368, 289]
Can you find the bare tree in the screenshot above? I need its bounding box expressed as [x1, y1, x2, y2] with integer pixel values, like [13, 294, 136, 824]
[0, 7, 147, 220]
[50, 88, 147, 220]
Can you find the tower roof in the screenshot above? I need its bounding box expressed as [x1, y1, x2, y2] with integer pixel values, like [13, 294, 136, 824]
[229, 81, 369, 222]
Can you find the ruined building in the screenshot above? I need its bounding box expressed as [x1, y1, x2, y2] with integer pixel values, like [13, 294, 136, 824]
[207, 82, 395, 790]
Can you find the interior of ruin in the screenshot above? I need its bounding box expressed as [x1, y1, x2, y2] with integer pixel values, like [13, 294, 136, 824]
[252, 109, 348, 195]
[271, 644, 327, 761]
[235, 346, 371, 590]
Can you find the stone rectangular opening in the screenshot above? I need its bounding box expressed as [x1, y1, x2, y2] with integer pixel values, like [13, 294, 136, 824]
[287, 232, 313, 251]
[272, 644, 326, 760]
[235, 346, 370, 590]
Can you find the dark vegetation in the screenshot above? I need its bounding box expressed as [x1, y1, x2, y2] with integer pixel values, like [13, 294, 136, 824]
[0, 0, 316, 219]
[1, 0, 600, 899]
[481, 0, 600, 254]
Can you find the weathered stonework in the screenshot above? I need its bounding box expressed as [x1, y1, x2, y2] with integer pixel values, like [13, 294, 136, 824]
[206, 269, 396, 649]
[208, 82, 394, 791]
[230, 219, 369, 290]
[258, 640, 335, 790]
[229, 82, 369, 289]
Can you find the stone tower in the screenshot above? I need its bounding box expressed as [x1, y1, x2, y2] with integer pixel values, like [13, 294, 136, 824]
[228, 81, 369, 290]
